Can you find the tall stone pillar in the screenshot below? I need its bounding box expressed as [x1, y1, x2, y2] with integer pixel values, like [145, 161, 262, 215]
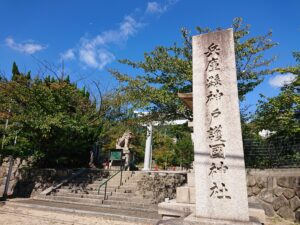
[143, 123, 153, 171]
[189, 29, 257, 224]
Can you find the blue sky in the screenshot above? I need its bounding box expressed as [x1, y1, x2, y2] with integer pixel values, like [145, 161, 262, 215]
[0, 0, 299, 113]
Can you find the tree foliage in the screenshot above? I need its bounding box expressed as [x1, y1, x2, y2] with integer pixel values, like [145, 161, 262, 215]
[110, 18, 277, 121]
[254, 52, 300, 137]
[152, 124, 193, 169]
[0, 63, 105, 167]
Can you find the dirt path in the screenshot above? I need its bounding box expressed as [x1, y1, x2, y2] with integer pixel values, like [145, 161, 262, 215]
[0, 204, 149, 225]
[266, 216, 298, 225]
[0, 203, 297, 225]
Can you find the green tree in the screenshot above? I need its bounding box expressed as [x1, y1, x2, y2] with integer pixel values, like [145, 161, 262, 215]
[152, 130, 175, 169]
[11, 61, 20, 78]
[0, 63, 106, 167]
[173, 132, 193, 168]
[110, 18, 277, 121]
[99, 116, 147, 164]
[150, 124, 193, 169]
[254, 52, 300, 137]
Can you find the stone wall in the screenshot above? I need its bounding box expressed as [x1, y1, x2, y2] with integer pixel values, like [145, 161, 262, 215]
[246, 168, 300, 222]
[0, 157, 74, 198]
[14, 168, 74, 197]
[137, 172, 187, 204]
[0, 157, 26, 197]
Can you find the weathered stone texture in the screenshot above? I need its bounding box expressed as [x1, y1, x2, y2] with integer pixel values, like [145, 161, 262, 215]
[295, 187, 300, 198]
[256, 177, 267, 189]
[137, 173, 186, 204]
[176, 186, 190, 203]
[0, 157, 74, 198]
[283, 188, 295, 199]
[277, 206, 295, 220]
[267, 177, 275, 189]
[252, 186, 261, 195]
[244, 170, 300, 222]
[273, 187, 284, 197]
[277, 177, 296, 188]
[290, 196, 300, 211]
[247, 176, 256, 187]
[189, 187, 195, 204]
[187, 172, 195, 187]
[295, 210, 300, 223]
[247, 187, 253, 197]
[257, 199, 275, 217]
[193, 29, 249, 222]
[272, 195, 289, 211]
[259, 190, 274, 204]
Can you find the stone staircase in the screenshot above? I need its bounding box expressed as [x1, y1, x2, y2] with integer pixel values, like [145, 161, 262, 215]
[6, 169, 160, 224]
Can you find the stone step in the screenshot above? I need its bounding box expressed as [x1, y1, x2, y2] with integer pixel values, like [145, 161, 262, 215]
[131, 176, 141, 179]
[89, 178, 132, 186]
[120, 180, 137, 184]
[106, 196, 152, 204]
[67, 179, 105, 184]
[52, 192, 153, 205]
[106, 172, 133, 177]
[103, 199, 157, 210]
[72, 172, 131, 181]
[52, 192, 109, 200]
[107, 175, 133, 181]
[59, 185, 116, 192]
[62, 181, 106, 186]
[91, 179, 131, 186]
[95, 184, 120, 189]
[41, 195, 104, 205]
[129, 174, 145, 178]
[126, 178, 138, 181]
[87, 183, 120, 189]
[116, 188, 138, 193]
[128, 173, 144, 177]
[109, 191, 139, 198]
[124, 180, 141, 184]
[34, 196, 158, 213]
[55, 188, 113, 196]
[120, 184, 138, 189]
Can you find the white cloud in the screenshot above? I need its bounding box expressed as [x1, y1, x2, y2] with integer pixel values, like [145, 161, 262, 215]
[146, 0, 178, 15]
[146, 2, 167, 14]
[120, 16, 142, 38]
[60, 49, 75, 61]
[97, 49, 116, 69]
[79, 47, 98, 68]
[79, 47, 115, 69]
[60, 1, 178, 70]
[5, 37, 46, 54]
[269, 73, 296, 88]
[83, 16, 142, 47]
[78, 15, 142, 70]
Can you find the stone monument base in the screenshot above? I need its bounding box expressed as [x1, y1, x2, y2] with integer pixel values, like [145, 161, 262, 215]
[184, 214, 261, 225]
[158, 196, 266, 224]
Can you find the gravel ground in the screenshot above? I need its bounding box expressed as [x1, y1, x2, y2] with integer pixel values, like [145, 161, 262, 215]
[0, 203, 297, 225]
[0, 204, 150, 225]
[265, 216, 298, 225]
